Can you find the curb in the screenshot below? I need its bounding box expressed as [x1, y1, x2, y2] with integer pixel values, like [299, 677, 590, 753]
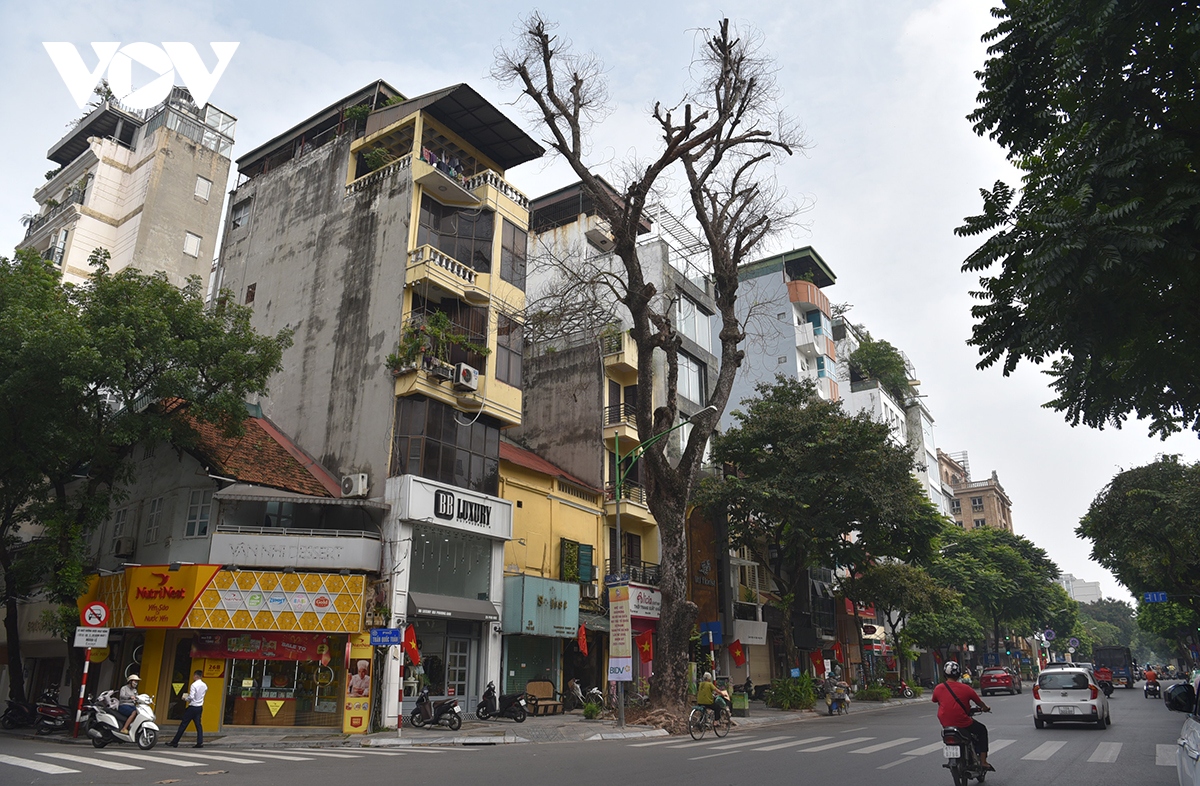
[585, 729, 669, 741]
[366, 734, 527, 746]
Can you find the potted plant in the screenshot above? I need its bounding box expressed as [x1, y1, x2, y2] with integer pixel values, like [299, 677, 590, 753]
[385, 310, 491, 379]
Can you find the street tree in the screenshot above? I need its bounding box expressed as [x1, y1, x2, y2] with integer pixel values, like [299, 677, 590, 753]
[1078, 598, 1138, 648]
[956, 1, 1200, 437]
[1136, 600, 1199, 666]
[495, 15, 803, 707]
[0, 249, 291, 705]
[1077, 455, 1200, 613]
[903, 604, 985, 672]
[854, 561, 958, 680]
[699, 375, 943, 674]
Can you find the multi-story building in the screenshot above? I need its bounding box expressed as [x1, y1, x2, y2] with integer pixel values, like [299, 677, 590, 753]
[212, 79, 543, 729]
[1058, 573, 1103, 604]
[20, 87, 234, 287]
[938, 450, 1014, 532]
[514, 183, 720, 686]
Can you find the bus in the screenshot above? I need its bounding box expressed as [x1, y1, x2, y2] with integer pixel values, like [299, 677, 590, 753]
[1093, 646, 1135, 688]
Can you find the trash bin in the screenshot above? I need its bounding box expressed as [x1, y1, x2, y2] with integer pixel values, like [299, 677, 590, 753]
[731, 691, 750, 717]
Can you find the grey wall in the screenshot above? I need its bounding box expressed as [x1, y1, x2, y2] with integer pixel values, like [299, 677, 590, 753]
[722, 264, 796, 429]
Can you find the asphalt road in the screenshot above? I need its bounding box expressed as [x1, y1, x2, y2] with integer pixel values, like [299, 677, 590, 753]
[0, 682, 1186, 786]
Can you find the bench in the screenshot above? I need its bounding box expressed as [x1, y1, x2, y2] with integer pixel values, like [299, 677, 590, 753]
[525, 679, 563, 716]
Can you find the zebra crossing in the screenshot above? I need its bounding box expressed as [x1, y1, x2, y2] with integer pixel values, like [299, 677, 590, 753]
[625, 731, 1176, 768]
[0, 745, 455, 776]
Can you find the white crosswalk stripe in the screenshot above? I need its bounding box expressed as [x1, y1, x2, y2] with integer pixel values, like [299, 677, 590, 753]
[797, 736, 875, 752]
[285, 750, 362, 758]
[850, 737, 919, 754]
[1022, 741, 1067, 761]
[902, 741, 945, 756]
[98, 750, 221, 767]
[667, 737, 731, 749]
[38, 752, 143, 770]
[629, 738, 683, 747]
[154, 751, 267, 764]
[220, 751, 318, 761]
[753, 736, 831, 751]
[0, 753, 79, 774]
[877, 756, 916, 770]
[1088, 742, 1122, 763]
[344, 749, 409, 755]
[709, 736, 792, 750]
[989, 740, 1017, 754]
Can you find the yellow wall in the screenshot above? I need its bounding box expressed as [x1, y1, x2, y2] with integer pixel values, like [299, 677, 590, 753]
[499, 458, 604, 581]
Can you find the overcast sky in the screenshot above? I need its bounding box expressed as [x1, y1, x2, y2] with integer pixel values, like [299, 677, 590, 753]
[2, 0, 1196, 605]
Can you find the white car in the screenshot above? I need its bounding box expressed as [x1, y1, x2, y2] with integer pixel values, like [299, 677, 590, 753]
[1165, 681, 1200, 786]
[1032, 666, 1110, 729]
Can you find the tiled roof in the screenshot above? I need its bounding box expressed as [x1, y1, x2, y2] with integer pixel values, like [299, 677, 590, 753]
[500, 441, 599, 494]
[188, 415, 340, 498]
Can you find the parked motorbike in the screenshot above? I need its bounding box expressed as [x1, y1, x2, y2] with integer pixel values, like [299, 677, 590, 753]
[1145, 678, 1161, 699]
[941, 707, 991, 785]
[34, 685, 73, 734]
[409, 687, 462, 730]
[86, 691, 159, 750]
[1, 694, 42, 729]
[879, 678, 916, 699]
[564, 679, 606, 711]
[476, 681, 527, 722]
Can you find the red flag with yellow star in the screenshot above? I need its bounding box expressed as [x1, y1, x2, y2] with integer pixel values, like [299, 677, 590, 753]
[577, 624, 588, 657]
[403, 624, 421, 666]
[636, 629, 654, 663]
[729, 639, 746, 667]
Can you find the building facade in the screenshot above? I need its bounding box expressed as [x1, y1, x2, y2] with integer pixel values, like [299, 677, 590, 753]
[938, 450, 1014, 532]
[1058, 574, 1103, 604]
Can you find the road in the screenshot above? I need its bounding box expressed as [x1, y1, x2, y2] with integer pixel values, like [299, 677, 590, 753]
[0, 683, 1185, 786]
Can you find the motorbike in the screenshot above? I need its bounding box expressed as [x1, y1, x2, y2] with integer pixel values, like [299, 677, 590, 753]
[86, 691, 159, 750]
[409, 686, 462, 730]
[826, 681, 850, 715]
[941, 707, 991, 785]
[476, 681, 527, 722]
[34, 685, 73, 734]
[1145, 678, 1161, 699]
[565, 679, 606, 711]
[1, 693, 42, 729]
[879, 678, 916, 699]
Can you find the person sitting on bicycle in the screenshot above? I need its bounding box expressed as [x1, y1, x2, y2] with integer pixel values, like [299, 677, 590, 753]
[932, 662, 993, 771]
[697, 672, 728, 719]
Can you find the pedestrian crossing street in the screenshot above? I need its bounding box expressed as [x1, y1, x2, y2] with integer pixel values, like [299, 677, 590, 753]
[623, 732, 1181, 769]
[0, 744, 458, 776]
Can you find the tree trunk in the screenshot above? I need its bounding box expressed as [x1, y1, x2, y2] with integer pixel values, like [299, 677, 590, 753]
[648, 485, 696, 713]
[2, 581, 26, 703]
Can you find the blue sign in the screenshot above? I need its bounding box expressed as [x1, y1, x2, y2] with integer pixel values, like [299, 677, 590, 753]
[790, 668, 801, 678]
[502, 575, 580, 637]
[1021, 656, 1031, 663]
[1068, 637, 1080, 648]
[700, 621, 723, 646]
[986, 653, 999, 665]
[1143, 591, 1169, 603]
[369, 628, 402, 646]
[605, 573, 630, 586]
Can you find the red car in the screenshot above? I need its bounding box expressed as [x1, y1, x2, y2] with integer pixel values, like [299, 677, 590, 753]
[980, 667, 1023, 696]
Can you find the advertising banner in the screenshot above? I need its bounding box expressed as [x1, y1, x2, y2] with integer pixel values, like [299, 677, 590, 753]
[125, 565, 222, 628]
[343, 632, 372, 733]
[607, 583, 632, 682]
[628, 583, 661, 619]
[190, 631, 336, 662]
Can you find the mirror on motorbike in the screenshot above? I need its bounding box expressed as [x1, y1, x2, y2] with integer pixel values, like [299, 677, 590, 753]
[1164, 683, 1196, 713]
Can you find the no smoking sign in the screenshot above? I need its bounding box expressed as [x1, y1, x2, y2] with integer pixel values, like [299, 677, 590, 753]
[81, 601, 110, 628]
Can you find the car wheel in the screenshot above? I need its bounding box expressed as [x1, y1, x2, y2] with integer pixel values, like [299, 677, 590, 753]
[1034, 718, 1044, 729]
[1010, 688, 1017, 695]
[1095, 712, 1106, 730]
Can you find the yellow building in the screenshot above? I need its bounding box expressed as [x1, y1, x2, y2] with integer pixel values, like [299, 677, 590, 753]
[498, 441, 606, 696]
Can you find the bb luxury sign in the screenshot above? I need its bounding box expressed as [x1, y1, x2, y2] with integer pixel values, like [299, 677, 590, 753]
[396, 475, 513, 540]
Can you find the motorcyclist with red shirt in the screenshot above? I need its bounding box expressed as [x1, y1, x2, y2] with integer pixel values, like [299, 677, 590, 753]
[932, 661, 994, 771]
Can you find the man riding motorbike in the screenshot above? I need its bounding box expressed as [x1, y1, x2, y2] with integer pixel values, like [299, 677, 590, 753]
[932, 661, 994, 772]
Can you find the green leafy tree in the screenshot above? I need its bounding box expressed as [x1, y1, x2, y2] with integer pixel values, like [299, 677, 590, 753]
[1078, 598, 1137, 647]
[699, 376, 944, 672]
[903, 604, 985, 670]
[1136, 600, 1199, 666]
[956, 1, 1200, 437]
[0, 248, 291, 704]
[1077, 455, 1200, 613]
[854, 561, 958, 680]
[847, 334, 911, 404]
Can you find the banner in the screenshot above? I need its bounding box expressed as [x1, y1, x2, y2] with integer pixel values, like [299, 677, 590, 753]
[607, 583, 632, 682]
[191, 631, 335, 662]
[577, 625, 588, 657]
[729, 639, 746, 667]
[125, 565, 221, 628]
[343, 632, 372, 733]
[636, 629, 654, 664]
[832, 641, 845, 664]
[809, 651, 825, 676]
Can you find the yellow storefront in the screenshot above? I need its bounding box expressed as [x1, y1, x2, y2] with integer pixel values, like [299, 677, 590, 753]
[80, 565, 371, 734]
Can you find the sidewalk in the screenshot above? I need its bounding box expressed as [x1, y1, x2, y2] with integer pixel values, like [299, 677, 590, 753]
[1, 696, 927, 749]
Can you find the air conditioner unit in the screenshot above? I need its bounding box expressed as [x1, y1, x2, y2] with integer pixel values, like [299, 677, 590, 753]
[341, 473, 369, 498]
[585, 225, 615, 253]
[113, 536, 136, 559]
[580, 583, 599, 600]
[453, 363, 479, 392]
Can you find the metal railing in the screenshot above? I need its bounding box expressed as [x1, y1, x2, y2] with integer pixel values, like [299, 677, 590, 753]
[24, 189, 84, 239]
[605, 558, 661, 586]
[606, 480, 647, 506]
[214, 523, 380, 540]
[604, 403, 637, 427]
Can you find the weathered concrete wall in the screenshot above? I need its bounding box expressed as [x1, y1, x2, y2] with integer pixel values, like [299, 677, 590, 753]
[216, 136, 413, 488]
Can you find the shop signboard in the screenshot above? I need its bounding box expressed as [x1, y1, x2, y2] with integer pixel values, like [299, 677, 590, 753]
[209, 532, 381, 571]
[628, 583, 661, 619]
[124, 565, 222, 628]
[343, 632, 372, 733]
[396, 475, 513, 540]
[607, 583, 632, 682]
[190, 631, 337, 662]
[731, 619, 768, 646]
[501, 576, 580, 638]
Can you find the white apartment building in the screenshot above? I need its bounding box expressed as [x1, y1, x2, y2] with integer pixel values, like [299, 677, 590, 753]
[1059, 574, 1103, 604]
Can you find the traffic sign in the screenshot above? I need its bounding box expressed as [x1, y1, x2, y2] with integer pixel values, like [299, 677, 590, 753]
[1043, 629, 1056, 642]
[1068, 637, 1080, 648]
[369, 628, 402, 646]
[74, 627, 110, 648]
[1068, 646, 1077, 654]
[80, 601, 110, 628]
[1143, 591, 1169, 603]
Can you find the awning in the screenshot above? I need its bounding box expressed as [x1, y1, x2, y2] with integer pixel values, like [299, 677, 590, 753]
[214, 483, 390, 510]
[579, 611, 609, 633]
[408, 592, 499, 622]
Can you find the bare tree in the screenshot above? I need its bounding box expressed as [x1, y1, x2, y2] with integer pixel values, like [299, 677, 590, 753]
[495, 14, 805, 709]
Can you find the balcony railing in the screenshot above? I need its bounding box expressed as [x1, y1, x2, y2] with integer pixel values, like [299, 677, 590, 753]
[24, 189, 84, 239]
[42, 246, 64, 265]
[606, 480, 647, 506]
[407, 244, 477, 286]
[606, 558, 661, 586]
[604, 403, 636, 427]
[346, 153, 412, 195]
[463, 169, 530, 209]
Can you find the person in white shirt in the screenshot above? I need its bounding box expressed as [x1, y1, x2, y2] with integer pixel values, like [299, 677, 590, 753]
[166, 670, 206, 748]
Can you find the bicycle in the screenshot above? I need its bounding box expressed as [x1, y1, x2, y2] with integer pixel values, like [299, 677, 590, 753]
[687, 703, 731, 740]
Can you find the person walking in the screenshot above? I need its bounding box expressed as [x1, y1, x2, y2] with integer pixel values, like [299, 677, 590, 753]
[166, 670, 207, 748]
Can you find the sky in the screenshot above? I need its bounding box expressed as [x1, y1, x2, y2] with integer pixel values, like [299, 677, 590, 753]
[2, 0, 1196, 606]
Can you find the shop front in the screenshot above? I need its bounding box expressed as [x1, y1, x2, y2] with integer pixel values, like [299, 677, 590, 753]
[501, 576, 580, 694]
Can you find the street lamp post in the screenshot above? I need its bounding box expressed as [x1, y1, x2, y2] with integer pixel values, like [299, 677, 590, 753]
[611, 404, 716, 728]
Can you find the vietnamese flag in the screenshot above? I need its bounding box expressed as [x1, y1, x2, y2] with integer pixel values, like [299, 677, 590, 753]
[403, 624, 421, 666]
[577, 625, 589, 657]
[832, 641, 845, 664]
[729, 639, 746, 667]
[809, 651, 826, 676]
[636, 629, 654, 663]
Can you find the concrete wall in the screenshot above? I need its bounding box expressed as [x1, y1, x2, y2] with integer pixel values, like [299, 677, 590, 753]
[721, 263, 799, 429]
[216, 135, 412, 485]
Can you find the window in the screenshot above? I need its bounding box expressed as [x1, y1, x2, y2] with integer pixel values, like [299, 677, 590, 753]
[194, 176, 212, 202]
[678, 352, 706, 404]
[416, 195, 494, 273]
[144, 497, 164, 544]
[971, 496, 984, 512]
[675, 295, 712, 352]
[500, 220, 527, 290]
[950, 499, 961, 514]
[142, 443, 156, 460]
[409, 523, 492, 600]
[186, 490, 213, 537]
[973, 518, 987, 529]
[264, 501, 293, 528]
[677, 419, 711, 465]
[230, 199, 251, 229]
[389, 395, 501, 494]
[495, 313, 523, 387]
[183, 232, 202, 257]
[245, 283, 256, 304]
[409, 294, 490, 370]
[110, 508, 128, 551]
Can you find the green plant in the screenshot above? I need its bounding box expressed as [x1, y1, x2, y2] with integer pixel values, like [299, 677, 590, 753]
[582, 700, 602, 719]
[386, 311, 491, 375]
[911, 686, 924, 697]
[764, 675, 816, 710]
[853, 685, 892, 702]
[361, 146, 397, 173]
[740, 586, 757, 603]
[344, 104, 370, 125]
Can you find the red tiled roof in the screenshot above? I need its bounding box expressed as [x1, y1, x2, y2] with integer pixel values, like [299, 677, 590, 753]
[500, 441, 600, 494]
[188, 415, 341, 498]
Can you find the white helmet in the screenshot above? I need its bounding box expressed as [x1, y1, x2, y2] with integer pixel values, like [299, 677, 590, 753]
[127, 674, 141, 683]
[943, 661, 961, 678]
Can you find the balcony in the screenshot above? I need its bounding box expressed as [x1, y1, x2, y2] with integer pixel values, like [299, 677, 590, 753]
[786, 278, 830, 316]
[464, 169, 530, 211]
[24, 188, 84, 240]
[605, 558, 661, 586]
[413, 157, 480, 207]
[605, 480, 653, 526]
[601, 330, 638, 376]
[406, 244, 489, 305]
[603, 402, 639, 449]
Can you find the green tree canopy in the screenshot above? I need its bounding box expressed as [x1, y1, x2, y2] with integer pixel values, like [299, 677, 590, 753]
[1078, 598, 1137, 647]
[903, 605, 985, 663]
[1136, 600, 1199, 664]
[956, 1, 1200, 437]
[855, 560, 957, 678]
[847, 334, 911, 404]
